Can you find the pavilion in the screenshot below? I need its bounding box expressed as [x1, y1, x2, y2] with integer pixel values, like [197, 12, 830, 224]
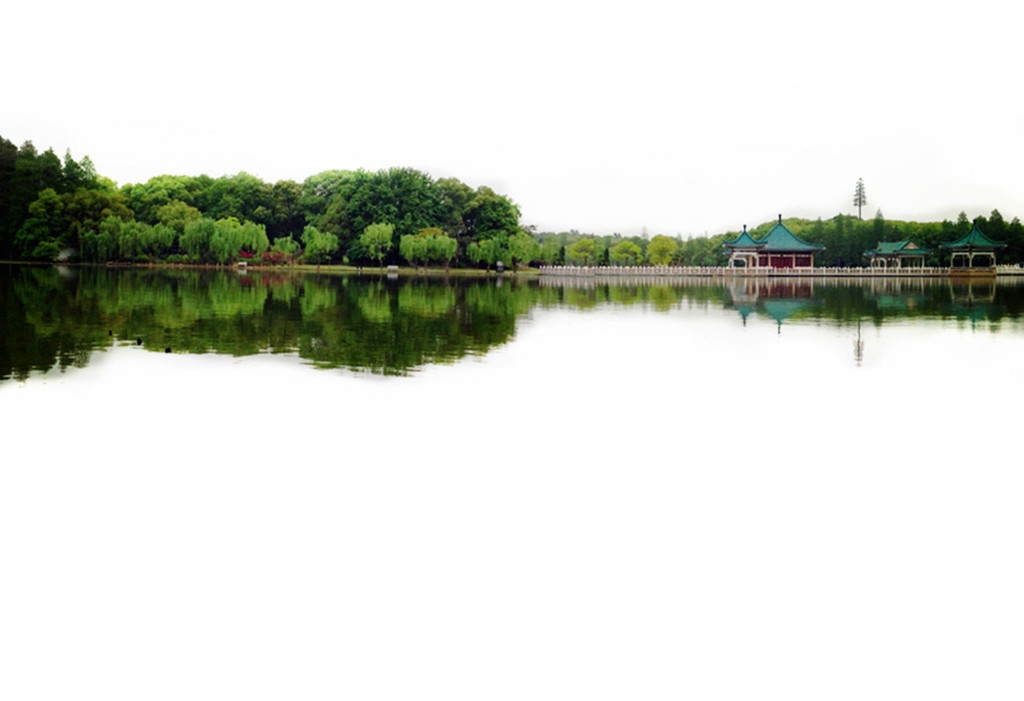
[724, 216, 825, 269]
[940, 224, 1006, 269]
[863, 241, 931, 269]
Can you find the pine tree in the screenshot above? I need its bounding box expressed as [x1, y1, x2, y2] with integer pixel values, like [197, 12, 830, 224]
[853, 178, 867, 220]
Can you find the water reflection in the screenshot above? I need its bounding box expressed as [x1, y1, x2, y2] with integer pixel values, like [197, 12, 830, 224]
[725, 278, 821, 330]
[720, 276, 1020, 330]
[0, 266, 542, 381]
[4, 265, 1024, 382]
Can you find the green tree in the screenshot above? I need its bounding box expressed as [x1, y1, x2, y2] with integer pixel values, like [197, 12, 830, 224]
[117, 220, 149, 261]
[202, 172, 273, 225]
[181, 217, 216, 261]
[873, 209, 885, 241]
[321, 169, 449, 258]
[62, 149, 99, 191]
[854, 178, 867, 220]
[361, 222, 394, 267]
[80, 215, 121, 262]
[400, 234, 428, 268]
[646, 235, 678, 265]
[457, 185, 520, 246]
[268, 179, 305, 240]
[14, 188, 65, 259]
[2, 142, 66, 256]
[539, 237, 561, 264]
[122, 174, 204, 224]
[270, 234, 301, 262]
[156, 200, 202, 235]
[566, 238, 595, 265]
[301, 225, 339, 265]
[988, 209, 1007, 241]
[140, 223, 177, 259]
[610, 240, 643, 266]
[401, 229, 458, 269]
[1007, 217, 1024, 263]
[507, 231, 540, 270]
[435, 177, 475, 244]
[209, 218, 242, 264]
[466, 238, 506, 271]
[432, 234, 458, 269]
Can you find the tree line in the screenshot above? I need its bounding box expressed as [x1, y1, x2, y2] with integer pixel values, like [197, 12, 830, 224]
[533, 230, 730, 267]
[749, 210, 1024, 267]
[5, 134, 1023, 269]
[0, 134, 527, 268]
[10, 264, 1021, 382]
[537, 210, 1024, 268]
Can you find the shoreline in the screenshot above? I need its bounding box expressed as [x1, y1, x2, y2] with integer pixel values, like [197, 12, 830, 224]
[0, 260, 542, 278]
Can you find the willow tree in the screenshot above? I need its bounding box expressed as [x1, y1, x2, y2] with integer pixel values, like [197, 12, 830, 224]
[507, 231, 540, 270]
[302, 225, 339, 265]
[361, 222, 394, 267]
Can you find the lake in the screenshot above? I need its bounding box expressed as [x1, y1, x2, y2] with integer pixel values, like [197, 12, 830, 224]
[2, 265, 1023, 700]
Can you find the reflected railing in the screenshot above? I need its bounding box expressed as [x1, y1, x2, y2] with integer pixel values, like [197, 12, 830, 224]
[4, 265, 1024, 382]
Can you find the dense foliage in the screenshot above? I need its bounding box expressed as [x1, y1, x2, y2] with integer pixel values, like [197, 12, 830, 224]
[6, 266, 1022, 382]
[534, 230, 729, 267]
[0, 267, 545, 380]
[5, 133, 1024, 269]
[1, 134, 524, 267]
[534, 210, 1024, 268]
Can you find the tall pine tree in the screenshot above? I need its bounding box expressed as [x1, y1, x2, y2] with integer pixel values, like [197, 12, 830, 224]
[853, 178, 867, 220]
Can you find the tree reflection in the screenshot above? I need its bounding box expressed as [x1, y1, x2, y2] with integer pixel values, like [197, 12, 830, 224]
[4, 266, 1024, 382]
[1, 267, 542, 379]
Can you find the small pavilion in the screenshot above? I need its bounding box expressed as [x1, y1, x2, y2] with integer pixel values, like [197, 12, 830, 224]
[724, 216, 825, 269]
[864, 241, 931, 269]
[940, 224, 1006, 269]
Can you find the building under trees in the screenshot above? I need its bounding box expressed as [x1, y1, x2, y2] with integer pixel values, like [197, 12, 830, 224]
[941, 224, 1006, 270]
[723, 217, 825, 269]
[863, 241, 931, 269]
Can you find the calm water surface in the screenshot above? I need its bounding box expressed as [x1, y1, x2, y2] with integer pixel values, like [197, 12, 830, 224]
[4, 264, 1024, 700]
[4, 263, 1023, 480]
[4, 265, 1024, 381]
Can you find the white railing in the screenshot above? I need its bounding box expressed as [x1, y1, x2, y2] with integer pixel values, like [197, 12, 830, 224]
[538, 265, 953, 277]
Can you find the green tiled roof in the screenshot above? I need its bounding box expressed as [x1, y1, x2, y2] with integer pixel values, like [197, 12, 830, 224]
[724, 230, 761, 248]
[758, 222, 825, 252]
[865, 240, 931, 256]
[940, 225, 1006, 249]
[724, 221, 824, 253]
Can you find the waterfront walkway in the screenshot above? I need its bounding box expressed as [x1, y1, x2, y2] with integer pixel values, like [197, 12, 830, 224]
[539, 265, 1024, 278]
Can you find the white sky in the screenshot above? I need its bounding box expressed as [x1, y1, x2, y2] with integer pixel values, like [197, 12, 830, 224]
[4, 0, 1023, 237]
[6, 7, 1024, 698]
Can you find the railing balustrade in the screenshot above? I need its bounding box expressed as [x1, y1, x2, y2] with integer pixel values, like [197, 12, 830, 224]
[537, 265, 974, 278]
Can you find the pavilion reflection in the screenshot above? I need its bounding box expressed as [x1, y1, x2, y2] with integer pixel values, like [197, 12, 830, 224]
[947, 279, 1004, 328]
[725, 277, 820, 332]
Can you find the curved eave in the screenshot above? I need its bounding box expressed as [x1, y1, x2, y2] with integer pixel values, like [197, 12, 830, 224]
[723, 231, 762, 249]
[940, 225, 1006, 249]
[939, 242, 1007, 250]
[757, 247, 827, 255]
[865, 249, 931, 256]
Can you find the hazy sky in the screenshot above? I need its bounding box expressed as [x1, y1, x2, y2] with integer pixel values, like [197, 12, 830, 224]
[5, 6, 1024, 698]
[4, 0, 1022, 237]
